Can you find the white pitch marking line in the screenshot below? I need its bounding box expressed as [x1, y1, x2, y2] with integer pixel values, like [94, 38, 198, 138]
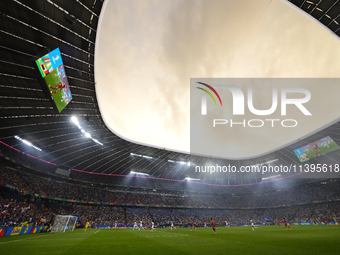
[94, 230, 101, 234]
[30, 238, 86, 241]
[0, 233, 60, 245]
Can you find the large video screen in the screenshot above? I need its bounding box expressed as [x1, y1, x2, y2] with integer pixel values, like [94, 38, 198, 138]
[35, 48, 72, 113]
[294, 136, 340, 162]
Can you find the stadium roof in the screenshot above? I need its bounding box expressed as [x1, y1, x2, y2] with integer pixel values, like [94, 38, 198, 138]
[287, 0, 340, 37]
[0, 0, 340, 184]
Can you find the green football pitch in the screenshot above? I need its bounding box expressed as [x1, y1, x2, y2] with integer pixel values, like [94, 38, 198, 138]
[0, 225, 339, 255]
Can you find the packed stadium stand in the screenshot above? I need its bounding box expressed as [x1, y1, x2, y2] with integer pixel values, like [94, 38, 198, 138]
[1, 144, 340, 228]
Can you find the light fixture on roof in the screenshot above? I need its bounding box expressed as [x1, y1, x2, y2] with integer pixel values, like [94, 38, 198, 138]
[262, 175, 281, 180]
[15, 136, 42, 151]
[185, 177, 200, 181]
[168, 159, 190, 166]
[130, 153, 153, 159]
[263, 159, 278, 164]
[92, 139, 103, 145]
[130, 171, 149, 176]
[70, 116, 103, 145]
[71, 116, 80, 128]
[22, 140, 32, 146]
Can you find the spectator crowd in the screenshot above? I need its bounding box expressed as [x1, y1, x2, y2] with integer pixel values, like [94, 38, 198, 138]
[1, 148, 340, 228]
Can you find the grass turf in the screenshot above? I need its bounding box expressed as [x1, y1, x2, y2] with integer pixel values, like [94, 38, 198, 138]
[0, 225, 339, 255]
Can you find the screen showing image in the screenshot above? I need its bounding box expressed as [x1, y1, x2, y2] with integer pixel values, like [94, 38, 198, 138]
[35, 48, 72, 113]
[293, 136, 340, 162]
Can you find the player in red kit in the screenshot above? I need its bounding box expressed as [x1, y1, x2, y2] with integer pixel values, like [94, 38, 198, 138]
[211, 218, 216, 234]
[277, 219, 281, 227]
[282, 218, 291, 230]
[49, 83, 65, 94]
[314, 144, 321, 157]
[190, 220, 196, 231]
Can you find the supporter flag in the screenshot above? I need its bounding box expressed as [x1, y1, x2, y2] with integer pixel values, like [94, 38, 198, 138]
[22, 206, 30, 212]
[14, 205, 19, 211]
[1, 208, 8, 215]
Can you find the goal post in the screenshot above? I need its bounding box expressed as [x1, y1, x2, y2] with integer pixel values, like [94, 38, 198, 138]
[51, 215, 78, 233]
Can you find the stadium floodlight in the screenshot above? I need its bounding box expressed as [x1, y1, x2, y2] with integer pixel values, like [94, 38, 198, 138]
[71, 116, 80, 128]
[131, 153, 143, 157]
[71, 117, 103, 145]
[92, 139, 103, 146]
[130, 171, 149, 176]
[15, 136, 42, 151]
[263, 159, 278, 164]
[262, 175, 281, 180]
[143, 155, 153, 159]
[185, 177, 200, 181]
[168, 159, 191, 165]
[22, 140, 32, 146]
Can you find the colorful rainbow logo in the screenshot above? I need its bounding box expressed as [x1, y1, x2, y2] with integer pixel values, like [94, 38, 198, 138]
[196, 82, 222, 106]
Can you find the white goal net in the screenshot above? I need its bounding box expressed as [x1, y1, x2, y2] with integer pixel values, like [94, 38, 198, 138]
[51, 215, 77, 233]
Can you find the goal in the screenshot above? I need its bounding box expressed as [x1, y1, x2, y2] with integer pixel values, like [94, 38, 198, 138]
[51, 215, 78, 233]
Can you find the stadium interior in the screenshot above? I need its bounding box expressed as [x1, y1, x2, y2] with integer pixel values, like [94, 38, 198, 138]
[1, 0, 340, 254]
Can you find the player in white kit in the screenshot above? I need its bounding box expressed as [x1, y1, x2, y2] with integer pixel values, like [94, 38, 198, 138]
[250, 220, 257, 231]
[133, 222, 138, 230]
[171, 221, 176, 231]
[150, 221, 155, 232]
[139, 221, 143, 231]
[114, 222, 117, 228]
